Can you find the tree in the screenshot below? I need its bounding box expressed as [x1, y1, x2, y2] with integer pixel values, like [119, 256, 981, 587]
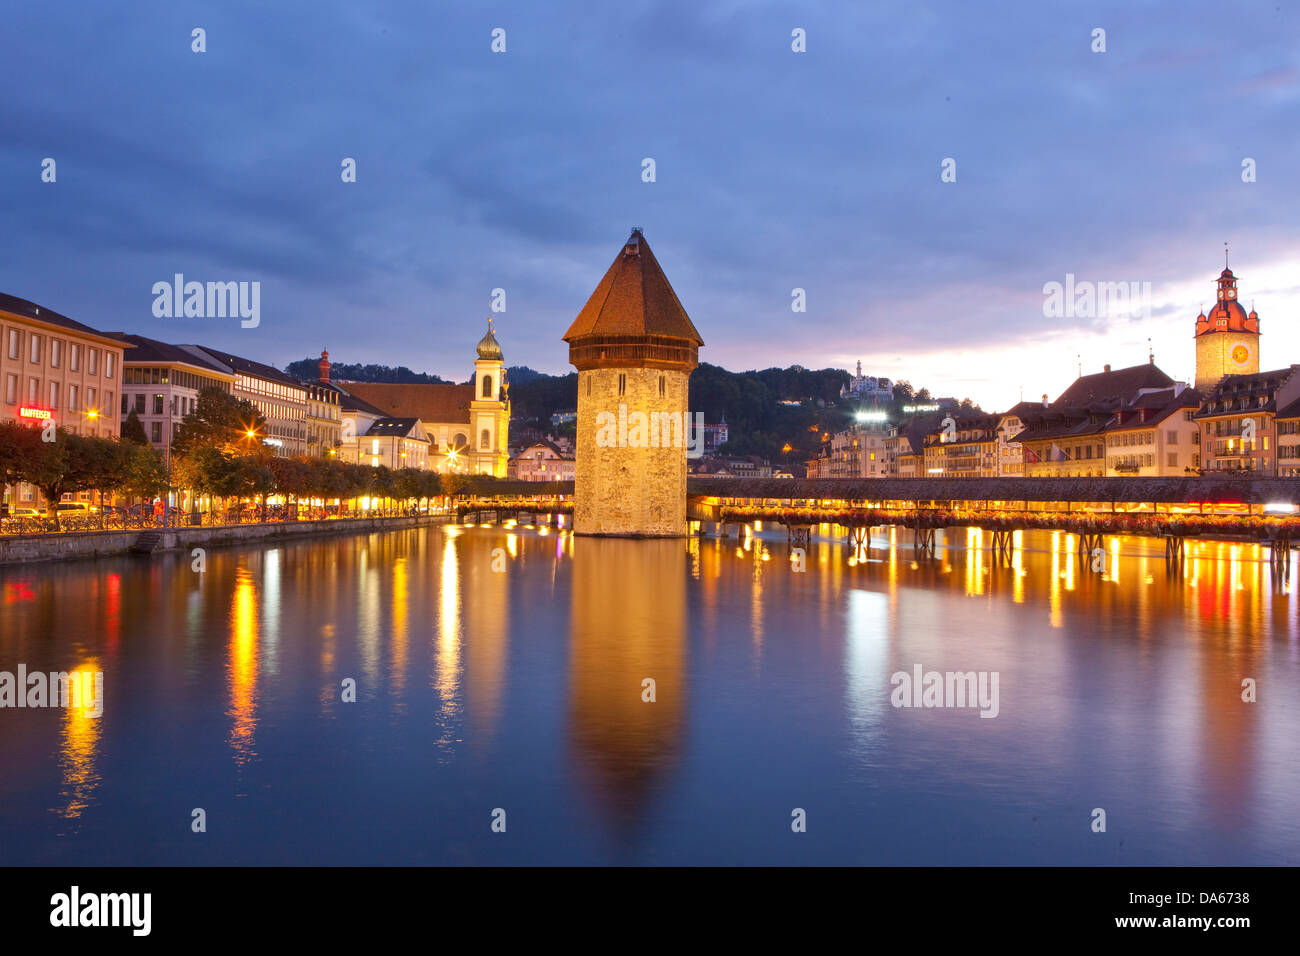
[19, 430, 117, 521]
[172, 387, 267, 459]
[121, 409, 149, 446]
[0, 421, 43, 506]
[120, 443, 170, 501]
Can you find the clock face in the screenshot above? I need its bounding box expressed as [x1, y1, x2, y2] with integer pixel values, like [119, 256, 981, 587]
[1231, 343, 1251, 366]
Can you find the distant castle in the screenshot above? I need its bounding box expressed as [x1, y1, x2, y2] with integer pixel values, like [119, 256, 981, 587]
[841, 360, 893, 403]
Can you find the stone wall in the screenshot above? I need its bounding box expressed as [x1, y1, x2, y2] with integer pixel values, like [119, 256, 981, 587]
[0, 514, 447, 566]
[574, 366, 690, 536]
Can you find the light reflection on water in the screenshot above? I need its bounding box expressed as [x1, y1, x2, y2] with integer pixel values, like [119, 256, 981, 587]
[0, 523, 1296, 865]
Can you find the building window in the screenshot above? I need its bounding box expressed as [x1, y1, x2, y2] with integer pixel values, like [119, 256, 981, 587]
[6, 329, 18, 359]
[481, 429, 490, 449]
[105, 391, 112, 416]
[4, 374, 16, 405]
[482, 374, 493, 399]
[658, 375, 665, 397]
[87, 387, 96, 410]
[29, 335, 41, 363]
[88, 349, 98, 375]
[48, 381, 58, 409]
[153, 394, 164, 415]
[151, 422, 162, 443]
[27, 378, 39, 404]
[69, 384, 79, 411]
[104, 354, 114, 379]
[50, 339, 61, 367]
[618, 373, 626, 396]
[134, 393, 145, 414]
[69, 344, 80, 371]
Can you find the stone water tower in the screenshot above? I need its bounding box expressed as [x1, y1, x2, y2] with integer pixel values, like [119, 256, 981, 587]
[563, 228, 704, 536]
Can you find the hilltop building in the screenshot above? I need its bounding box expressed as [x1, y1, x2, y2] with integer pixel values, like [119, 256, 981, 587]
[840, 361, 893, 404]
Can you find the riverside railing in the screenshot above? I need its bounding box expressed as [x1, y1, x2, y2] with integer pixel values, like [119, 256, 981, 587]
[0, 504, 453, 536]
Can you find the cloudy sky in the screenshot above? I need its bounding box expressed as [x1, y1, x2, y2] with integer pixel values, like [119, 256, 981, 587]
[3, 1, 1299, 409]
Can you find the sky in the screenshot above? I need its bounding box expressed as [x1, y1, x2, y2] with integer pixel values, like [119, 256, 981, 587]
[3, 0, 1299, 411]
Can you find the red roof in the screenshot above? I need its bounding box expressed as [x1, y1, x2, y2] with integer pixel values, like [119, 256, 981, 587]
[340, 382, 474, 425]
[563, 229, 703, 345]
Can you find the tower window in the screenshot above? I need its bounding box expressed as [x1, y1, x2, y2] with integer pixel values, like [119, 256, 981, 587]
[586, 377, 591, 397]
[658, 375, 665, 397]
[482, 374, 493, 399]
[481, 429, 491, 449]
[618, 373, 626, 396]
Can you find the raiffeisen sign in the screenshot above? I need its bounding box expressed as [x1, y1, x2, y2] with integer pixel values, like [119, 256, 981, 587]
[19, 406, 52, 420]
[903, 403, 940, 413]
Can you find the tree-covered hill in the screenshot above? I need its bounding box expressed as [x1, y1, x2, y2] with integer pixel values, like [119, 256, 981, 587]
[284, 358, 451, 385]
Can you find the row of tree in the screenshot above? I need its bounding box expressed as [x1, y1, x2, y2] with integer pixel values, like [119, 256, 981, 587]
[3, 385, 490, 521]
[0, 420, 170, 517]
[177, 446, 467, 511]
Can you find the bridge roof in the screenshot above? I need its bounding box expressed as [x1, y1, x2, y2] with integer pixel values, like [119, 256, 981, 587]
[687, 476, 1300, 505]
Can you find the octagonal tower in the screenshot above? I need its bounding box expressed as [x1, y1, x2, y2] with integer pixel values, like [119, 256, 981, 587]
[563, 228, 704, 536]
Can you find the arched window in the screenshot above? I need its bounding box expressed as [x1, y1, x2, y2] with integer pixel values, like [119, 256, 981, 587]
[480, 429, 491, 449]
[453, 433, 467, 450]
[482, 375, 493, 399]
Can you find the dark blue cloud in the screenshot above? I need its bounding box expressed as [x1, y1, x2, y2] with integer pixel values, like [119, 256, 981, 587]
[2, 0, 1298, 406]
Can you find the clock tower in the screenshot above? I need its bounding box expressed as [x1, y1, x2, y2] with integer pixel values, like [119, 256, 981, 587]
[1194, 261, 1259, 391]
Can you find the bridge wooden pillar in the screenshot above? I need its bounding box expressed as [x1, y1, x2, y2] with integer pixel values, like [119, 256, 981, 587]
[990, 529, 1014, 562]
[787, 525, 811, 548]
[1077, 532, 1103, 558]
[1270, 538, 1291, 576]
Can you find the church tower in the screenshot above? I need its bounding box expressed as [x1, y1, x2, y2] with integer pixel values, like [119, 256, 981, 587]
[469, 318, 509, 476]
[564, 228, 704, 536]
[1195, 258, 1260, 391]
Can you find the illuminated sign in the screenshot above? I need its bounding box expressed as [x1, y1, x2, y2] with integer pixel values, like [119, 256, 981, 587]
[855, 411, 888, 422]
[904, 404, 941, 413]
[19, 407, 51, 420]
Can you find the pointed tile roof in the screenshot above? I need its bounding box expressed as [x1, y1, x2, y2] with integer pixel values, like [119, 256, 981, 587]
[563, 229, 703, 345]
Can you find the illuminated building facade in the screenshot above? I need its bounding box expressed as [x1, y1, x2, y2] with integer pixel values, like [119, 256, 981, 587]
[1, 293, 127, 510]
[1194, 263, 1260, 392]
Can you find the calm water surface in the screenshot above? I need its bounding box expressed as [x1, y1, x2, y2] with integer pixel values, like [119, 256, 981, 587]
[1, 523, 1297, 865]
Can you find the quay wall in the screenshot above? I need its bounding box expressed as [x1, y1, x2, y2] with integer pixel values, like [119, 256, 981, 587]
[0, 514, 449, 566]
